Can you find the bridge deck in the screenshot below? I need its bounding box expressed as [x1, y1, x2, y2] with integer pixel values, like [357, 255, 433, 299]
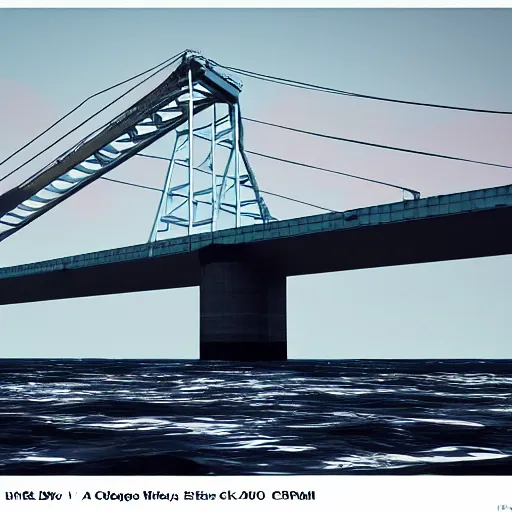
[0, 184, 511, 305]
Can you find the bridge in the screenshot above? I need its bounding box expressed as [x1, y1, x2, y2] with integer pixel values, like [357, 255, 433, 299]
[0, 51, 510, 360]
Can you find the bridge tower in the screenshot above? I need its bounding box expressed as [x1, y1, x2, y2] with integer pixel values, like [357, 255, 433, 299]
[147, 51, 286, 361]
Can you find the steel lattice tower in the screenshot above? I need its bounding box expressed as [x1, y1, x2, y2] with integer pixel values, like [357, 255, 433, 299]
[149, 52, 273, 241]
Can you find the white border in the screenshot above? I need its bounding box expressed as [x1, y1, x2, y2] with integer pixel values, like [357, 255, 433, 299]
[1, 475, 512, 511]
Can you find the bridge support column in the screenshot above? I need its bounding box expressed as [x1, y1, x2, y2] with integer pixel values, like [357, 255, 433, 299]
[199, 248, 287, 361]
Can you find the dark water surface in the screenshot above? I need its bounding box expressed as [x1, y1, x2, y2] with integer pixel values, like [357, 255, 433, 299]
[1, 359, 511, 475]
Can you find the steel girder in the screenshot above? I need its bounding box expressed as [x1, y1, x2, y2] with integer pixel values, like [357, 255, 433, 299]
[0, 51, 273, 243]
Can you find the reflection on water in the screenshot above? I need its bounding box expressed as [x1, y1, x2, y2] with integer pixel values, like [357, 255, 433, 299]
[0, 359, 511, 475]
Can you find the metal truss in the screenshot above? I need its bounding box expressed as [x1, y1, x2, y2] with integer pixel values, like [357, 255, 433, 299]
[0, 51, 273, 243]
[149, 73, 273, 241]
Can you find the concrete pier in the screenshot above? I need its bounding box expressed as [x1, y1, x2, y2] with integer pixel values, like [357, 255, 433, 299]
[199, 247, 287, 361]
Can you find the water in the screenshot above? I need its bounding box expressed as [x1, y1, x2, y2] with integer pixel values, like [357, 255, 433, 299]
[1, 359, 511, 475]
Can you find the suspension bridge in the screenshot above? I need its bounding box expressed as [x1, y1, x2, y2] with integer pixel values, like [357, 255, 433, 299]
[0, 50, 510, 360]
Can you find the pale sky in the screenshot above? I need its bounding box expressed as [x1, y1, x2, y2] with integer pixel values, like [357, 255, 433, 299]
[0, 8, 510, 358]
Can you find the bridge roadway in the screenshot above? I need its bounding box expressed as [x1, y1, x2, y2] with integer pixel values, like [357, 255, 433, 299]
[1, 184, 511, 360]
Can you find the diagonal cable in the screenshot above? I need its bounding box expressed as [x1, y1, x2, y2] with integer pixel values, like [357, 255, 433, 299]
[243, 117, 512, 170]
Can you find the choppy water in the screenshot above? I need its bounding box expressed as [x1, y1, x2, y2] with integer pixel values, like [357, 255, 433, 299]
[1, 359, 512, 475]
